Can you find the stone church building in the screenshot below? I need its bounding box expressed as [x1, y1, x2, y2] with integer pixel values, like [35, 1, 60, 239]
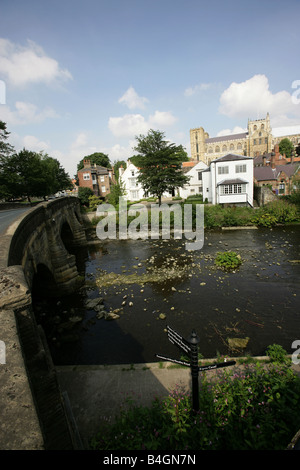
[190, 113, 300, 164]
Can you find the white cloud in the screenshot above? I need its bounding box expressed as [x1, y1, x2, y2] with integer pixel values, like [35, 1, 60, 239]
[118, 86, 149, 110]
[149, 110, 177, 128]
[0, 38, 72, 87]
[108, 114, 150, 138]
[184, 83, 211, 97]
[1, 101, 59, 125]
[22, 135, 50, 151]
[219, 74, 300, 126]
[108, 110, 177, 138]
[217, 126, 247, 137]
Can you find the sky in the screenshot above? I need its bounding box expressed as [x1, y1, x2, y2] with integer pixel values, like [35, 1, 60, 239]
[1, 0, 300, 179]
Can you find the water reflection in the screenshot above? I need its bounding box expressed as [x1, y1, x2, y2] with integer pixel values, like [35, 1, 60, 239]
[33, 226, 300, 365]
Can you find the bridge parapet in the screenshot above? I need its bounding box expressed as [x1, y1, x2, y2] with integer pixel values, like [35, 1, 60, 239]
[1, 196, 87, 310]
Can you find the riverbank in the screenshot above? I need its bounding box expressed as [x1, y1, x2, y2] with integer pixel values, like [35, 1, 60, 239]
[55, 357, 300, 449]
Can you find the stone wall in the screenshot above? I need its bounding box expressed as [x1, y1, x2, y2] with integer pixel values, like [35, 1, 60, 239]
[0, 197, 87, 449]
[254, 185, 278, 206]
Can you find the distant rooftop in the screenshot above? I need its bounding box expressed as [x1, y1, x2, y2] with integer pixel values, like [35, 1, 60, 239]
[206, 132, 248, 144]
[211, 154, 252, 163]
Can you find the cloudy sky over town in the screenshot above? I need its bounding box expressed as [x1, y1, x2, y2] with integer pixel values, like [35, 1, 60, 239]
[1, 0, 300, 178]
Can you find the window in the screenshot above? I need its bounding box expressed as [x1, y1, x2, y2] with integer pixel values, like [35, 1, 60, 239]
[101, 185, 106, 193]
[131, 171, 135, 176]
[220, 184, 246, 195]
[265, 138, 268, 144]
[92, 174, 97, 184]
[215, 146, 220, 153]
[198, 172, 202, 180]
[130, 178, 137, 188]
[83, 173, 90, 180]
[237, 143, 242, 149]
[254, 139, 256, 145]
[279, 183, 285, 194]
[131, 190, 138, 199]
[218, 166, 229, 175]
[235, 164, 246, 173]
[208, 147, 213, 153]
[222, 145, 227, 152]
[230, 143, 234, 150]
[100, 175, 105, 182]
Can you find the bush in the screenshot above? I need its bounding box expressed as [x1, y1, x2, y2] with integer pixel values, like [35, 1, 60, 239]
[88, 195, 102, 211]
[90, 358, 300, 450]
[215, 251, 242, 271]
[252, 200, 300, 226]
[78, 187, 94, 206]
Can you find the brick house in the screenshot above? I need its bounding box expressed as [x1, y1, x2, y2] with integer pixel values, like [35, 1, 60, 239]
[77, 159, 114, 198]
[254, 157, 299, 196]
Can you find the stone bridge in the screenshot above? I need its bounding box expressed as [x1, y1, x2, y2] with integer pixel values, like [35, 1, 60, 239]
[0, 197, 88, 450]
[1, 196, 87, 306]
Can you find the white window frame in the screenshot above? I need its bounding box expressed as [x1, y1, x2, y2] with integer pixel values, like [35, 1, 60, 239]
[235, 164, 247, 173]
[220, 183, 246, 195]
[83, 173, 90, 180]
[218, 166, 229, 175]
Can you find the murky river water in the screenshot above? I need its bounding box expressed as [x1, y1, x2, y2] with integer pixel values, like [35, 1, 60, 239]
[33, 225, 300, 365]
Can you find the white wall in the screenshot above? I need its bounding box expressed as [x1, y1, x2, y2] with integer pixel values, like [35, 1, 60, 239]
[179, 161, 208, 199]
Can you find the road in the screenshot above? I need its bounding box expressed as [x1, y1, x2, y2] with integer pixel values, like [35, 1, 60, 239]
[0, 208, 31, 234]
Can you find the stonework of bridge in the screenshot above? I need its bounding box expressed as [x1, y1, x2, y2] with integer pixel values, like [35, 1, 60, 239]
[0, 197, 88, 450]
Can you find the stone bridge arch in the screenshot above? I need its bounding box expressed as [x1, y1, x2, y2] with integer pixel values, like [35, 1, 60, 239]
[1, 197, 87, 308]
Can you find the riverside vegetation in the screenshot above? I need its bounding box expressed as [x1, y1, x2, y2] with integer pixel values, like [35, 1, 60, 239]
[91, 345, 300, 450]
[87, 197, 300, 231]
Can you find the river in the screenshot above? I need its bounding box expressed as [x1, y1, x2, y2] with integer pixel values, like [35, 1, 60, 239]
[33, 225, 300, 365]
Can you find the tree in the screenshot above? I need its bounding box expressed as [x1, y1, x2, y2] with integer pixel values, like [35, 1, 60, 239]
[0, 121, 14, 161]
[41, 154, 73, 195]
[1, 147, 72, 202]
[78, 186, 94, 206]
[77, 152, 111, 173]
[0, 121, 15, 199]
[133, 129, 190, 205]
[113, 160, 127, 181]
[279, 138, 294, 158]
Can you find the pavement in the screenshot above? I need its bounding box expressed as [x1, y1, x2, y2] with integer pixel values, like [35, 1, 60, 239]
[55, 359, 300, 449]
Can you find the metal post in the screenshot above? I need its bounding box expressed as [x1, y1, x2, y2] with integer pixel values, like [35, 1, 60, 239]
[188, 329, 200, 412]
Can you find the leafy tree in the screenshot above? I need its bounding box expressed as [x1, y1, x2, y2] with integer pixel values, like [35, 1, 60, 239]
[0, 121, 14, 161]
[107, 181, 125, 206]
[77, 152, 111, 172]
[0, 121, 15, 199]
[113, 160, 127, 181]
[295, 143, 300, 157]
[78, 186, 94, 206]
[1, 145, 72, 202]
[41, 154, 73, 195]
[279, 138, 294, 158]
[133, 129, 190, 205]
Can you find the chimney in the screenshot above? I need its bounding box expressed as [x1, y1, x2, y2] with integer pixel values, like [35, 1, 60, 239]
[275, 144, 280, 161]
[83, 159, 91, 168]
[263, 155, 266, 166]
[271, 152, 275, 169]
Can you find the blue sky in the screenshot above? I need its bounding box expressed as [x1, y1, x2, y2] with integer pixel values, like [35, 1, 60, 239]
[1, 0, 300, 178]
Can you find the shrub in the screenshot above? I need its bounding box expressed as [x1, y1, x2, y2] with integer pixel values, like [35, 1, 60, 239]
[252, 200, 300, 226]
[78, 187, 94, 206]
[215, 251, 242, 271]
[90, 358, 300, 450]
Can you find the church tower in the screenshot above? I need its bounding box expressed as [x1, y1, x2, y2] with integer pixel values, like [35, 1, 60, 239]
[247, 113, 272, 157]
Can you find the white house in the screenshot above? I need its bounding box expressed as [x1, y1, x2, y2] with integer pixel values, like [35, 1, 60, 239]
[202, 154, 254, 206]
[119, 161, 147, 201]
[179, 161, 208, 199]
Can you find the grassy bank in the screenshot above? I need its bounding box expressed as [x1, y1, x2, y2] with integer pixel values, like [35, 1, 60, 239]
[88, 198, 300, 230]
[91, 346, 300, 450]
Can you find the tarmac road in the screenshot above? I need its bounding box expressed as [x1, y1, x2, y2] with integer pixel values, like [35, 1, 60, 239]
[0, 208, 30, 234]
